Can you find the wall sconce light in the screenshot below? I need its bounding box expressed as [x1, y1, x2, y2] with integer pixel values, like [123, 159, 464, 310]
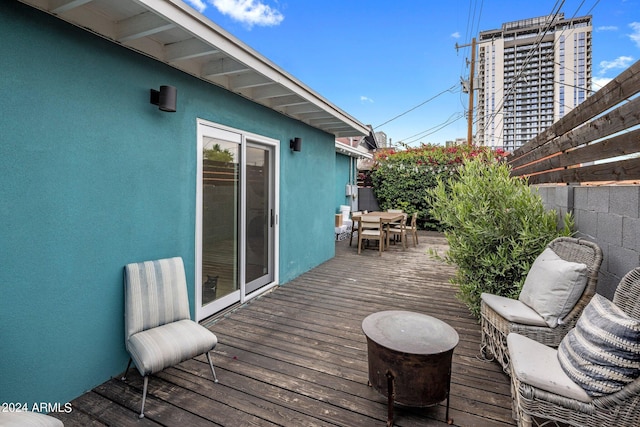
[150, 85, 177, 112]
[290, 137, 302, 152]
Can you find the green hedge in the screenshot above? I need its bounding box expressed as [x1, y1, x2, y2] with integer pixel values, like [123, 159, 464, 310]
[371, 144, 503, 229]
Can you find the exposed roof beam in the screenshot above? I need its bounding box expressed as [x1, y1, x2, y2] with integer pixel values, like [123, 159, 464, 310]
[297, 111, 334, 120]
[324, 124, 357, 133]
[268, 95, 308, 108]
[252, 84, 294, 100]
[309, 117, 344, 126]
[117, 11, 176, 42]
[229, 73, 272, 90]
[165, 38, 219, 62]
[51, 0, 92, 14]
[285, 104, 324, 115]
[202, 58, 250, 77]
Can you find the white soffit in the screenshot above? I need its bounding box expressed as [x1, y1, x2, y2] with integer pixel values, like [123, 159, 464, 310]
[335, 142, 373, 159]
[19, 0, 370, 137]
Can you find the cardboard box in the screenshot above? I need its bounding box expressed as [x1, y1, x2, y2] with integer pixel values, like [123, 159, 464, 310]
[335, 214, 343, 227]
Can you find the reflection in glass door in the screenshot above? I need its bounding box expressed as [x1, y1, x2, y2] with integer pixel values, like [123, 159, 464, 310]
[245, 144, 274, 294]
[198, 128, 241, 317]
[196, 121, 278, 321]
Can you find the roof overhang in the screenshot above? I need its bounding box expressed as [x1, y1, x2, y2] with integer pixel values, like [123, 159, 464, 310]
[19, 0, 370, 138]
[335, 142, 373, 159]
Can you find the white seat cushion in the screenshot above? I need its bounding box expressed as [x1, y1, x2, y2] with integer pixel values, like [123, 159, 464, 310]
[508, 333, 591, 403]
[518, 248, 588, 328]
[0, 412, 64, 427]
[127, 319, 218, 376]
[481, 293, 548, 326]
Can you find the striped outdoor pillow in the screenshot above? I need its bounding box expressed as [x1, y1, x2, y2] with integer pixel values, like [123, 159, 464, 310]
[558, 294, 640, 396]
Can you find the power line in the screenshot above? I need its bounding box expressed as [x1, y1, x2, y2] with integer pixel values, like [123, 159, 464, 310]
[400, 112, 466, 144]
[373, 83, 459, 129]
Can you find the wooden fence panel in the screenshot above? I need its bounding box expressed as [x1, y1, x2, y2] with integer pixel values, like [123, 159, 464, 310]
[526, 156, 640, 185]
[510, 60, 640, 161]
[507, 60, 640, 184]
[512, 129, 640, 178]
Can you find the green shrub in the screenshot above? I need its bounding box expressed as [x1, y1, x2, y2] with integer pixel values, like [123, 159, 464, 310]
[371, 144, 501, 229]
[428, 155, 572, 319]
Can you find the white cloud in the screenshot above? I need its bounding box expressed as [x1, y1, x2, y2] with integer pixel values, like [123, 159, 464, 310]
[184, 0, 207, 13]
[592, 77, 612, 91]
[360, 96, 374, 103]
[596, 25, 618, 32]
[451, 32, 460, 39]
[212, 0, 284, 28]
[598, 56, 634, 75]
[629, 22, 640, 48]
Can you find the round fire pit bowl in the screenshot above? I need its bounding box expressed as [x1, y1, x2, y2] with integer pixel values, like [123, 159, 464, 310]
[362, 310, 459, 425]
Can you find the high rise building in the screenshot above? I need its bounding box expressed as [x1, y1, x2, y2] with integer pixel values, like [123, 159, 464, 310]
[476, 14, 592, 151]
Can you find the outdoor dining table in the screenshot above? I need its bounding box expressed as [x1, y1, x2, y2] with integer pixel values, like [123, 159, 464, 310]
[352, 211, 405, 250]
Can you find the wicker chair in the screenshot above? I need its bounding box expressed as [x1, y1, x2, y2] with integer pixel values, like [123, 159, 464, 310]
[480, 237, 603, 373]
[508, 267, 640, 427]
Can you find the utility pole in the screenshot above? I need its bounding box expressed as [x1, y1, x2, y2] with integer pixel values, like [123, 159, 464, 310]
[456, 37, 476, 146]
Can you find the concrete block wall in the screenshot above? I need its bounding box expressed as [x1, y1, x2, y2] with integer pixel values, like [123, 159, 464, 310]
[534, 184, 640, 299]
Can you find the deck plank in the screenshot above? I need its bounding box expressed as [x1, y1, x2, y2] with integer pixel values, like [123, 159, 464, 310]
[53, 231, 515, 426]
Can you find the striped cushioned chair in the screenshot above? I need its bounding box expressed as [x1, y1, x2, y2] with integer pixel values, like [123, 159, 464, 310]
[122, 257, 218, 418]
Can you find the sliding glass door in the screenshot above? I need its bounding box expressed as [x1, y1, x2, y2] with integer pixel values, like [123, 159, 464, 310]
[196, 121, 278, 320]
[245, 143, 275, 294]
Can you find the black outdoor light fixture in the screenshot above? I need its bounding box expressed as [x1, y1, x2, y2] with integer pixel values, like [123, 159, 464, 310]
[290, 137, 302, 152]
[150, 85, 177, 112]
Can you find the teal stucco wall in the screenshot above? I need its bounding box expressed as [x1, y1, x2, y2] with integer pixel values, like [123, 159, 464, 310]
[0, 2, 336, 407]
[335, 153, 352, 212]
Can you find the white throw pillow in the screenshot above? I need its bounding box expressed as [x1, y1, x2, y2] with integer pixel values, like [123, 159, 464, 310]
[518, 247, 588, 328]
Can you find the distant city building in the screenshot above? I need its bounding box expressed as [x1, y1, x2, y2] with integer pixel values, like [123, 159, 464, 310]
[446, 138, 467, 147]
[476, 13, 592, 152]
[375, 131, 388, 148]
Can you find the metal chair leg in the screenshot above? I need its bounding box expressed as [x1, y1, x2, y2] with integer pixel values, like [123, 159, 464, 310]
[206, 351, 219, 383]
[121, 358, 132, 380]
[139, 376, 148, 419]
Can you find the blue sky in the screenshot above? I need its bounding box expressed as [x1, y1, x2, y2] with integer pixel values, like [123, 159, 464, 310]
[183, 0, 640, 146]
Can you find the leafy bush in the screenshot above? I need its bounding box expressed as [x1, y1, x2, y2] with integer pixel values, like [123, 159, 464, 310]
[428, 155, 572, 319]
[371, 144, 503, 229]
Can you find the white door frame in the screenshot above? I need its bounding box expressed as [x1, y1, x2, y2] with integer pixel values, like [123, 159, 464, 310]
[195, 119, 280, 321]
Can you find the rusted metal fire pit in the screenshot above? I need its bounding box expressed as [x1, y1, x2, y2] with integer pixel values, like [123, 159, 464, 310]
[362, 310, 459, 426]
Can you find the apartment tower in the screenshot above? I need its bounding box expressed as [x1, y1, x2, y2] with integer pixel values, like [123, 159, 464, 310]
[476, 14, 592, 151]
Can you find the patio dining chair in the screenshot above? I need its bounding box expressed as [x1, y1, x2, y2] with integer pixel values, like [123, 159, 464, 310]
[480, 237, 603, 373]
[507, 267, 640, 427]
[122, 256, 219, 418]
[349, 211, 364, 246]
[387, 213, 407, 250]
[357, 216, 385, 256]
[400, 212, 418, 247]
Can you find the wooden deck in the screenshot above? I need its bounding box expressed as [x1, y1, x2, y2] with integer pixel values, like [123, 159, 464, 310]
[52, 231, 515, 427]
